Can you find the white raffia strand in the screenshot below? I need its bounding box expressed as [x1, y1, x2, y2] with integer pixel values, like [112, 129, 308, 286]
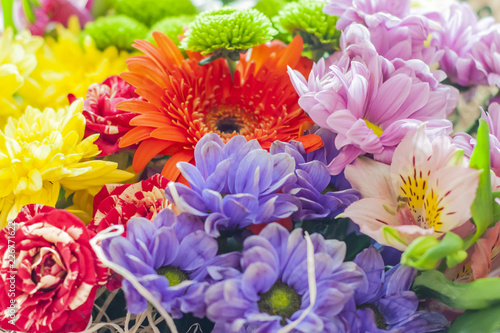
[89, 225, 179, 333]
[277, 231, 317, 333]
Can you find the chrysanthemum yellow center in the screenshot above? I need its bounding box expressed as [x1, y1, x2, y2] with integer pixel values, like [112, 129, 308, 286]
[364, 119, 383, 137]
[156, 266, 188, 287]
[258, 282, 302, 325]
[205, 105, 257, 138]
[424, 33, 433, 48]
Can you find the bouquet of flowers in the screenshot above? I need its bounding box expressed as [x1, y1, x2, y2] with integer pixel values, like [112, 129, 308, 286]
[1, 0, 500, 332]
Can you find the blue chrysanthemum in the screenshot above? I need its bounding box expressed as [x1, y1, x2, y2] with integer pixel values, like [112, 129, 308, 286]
[101, 209, 241, 318]
[205, 223, 365, 332]
[304, 125, 356, 191]
[270, 135, 359, 221]
[164, 133, 300, 237]
[338, 246, 449, 332]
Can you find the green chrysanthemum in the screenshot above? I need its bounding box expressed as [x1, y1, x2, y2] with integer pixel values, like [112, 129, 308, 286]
[114, 0, 197, 27]
[146, 15, 194, 45]
[254, 0, 289, 19]
[273, 0, 340, 51]
[82, 15, 148, 51]
[181, 7, 278, 56]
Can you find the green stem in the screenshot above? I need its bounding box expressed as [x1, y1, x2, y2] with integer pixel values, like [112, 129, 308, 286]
[311, 49, 325, 62]
[2, 0, 16, 32]
[21, 0, 36, 23]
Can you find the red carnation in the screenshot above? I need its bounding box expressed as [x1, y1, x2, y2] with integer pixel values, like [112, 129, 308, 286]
[0, 205, 107, 333]
[88, 174, 170, 234]
[69, 75, 142, 156]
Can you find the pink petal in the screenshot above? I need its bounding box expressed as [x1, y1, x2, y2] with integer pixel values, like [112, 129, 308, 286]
[368, 73, 412, 125]
[345, 156, 393, 199]
[342, 197, 400, 242]
[327, 145, 363, 175]
[389, 125, 432, 195]
[425, 165, 480, 232]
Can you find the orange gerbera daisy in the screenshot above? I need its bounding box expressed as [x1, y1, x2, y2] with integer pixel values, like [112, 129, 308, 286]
[118, 31, 320, 181]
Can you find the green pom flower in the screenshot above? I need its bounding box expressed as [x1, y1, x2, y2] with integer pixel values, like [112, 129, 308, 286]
[82, 15, 148, 51]
[254, 0, 288, 19]
[114, 0, 197, 27]
[146, 15, 194, 45]
[273, 0, 340, 52]
[181, 7, 278, 56]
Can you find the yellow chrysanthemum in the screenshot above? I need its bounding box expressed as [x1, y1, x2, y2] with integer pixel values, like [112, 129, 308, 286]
[17, 16, 129, 109]
[0, 28, 43, 126]
[0, 99, 133, 227]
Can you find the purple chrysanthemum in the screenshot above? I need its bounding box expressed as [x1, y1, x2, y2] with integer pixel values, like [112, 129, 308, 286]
[164, 133, 300, 237]
[304, 126, 359, 190]
[288, 24, 456, 175]
[205, 223, 365, 332]
[270, 136, 359, 221]
[430, 2, 495, 86]
[324, 0, 440, 64]
[101, 208, 241, 317]
[338, 246, 448, 332]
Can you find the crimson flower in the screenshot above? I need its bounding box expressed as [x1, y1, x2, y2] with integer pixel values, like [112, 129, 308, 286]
[0, 205, 107, 333]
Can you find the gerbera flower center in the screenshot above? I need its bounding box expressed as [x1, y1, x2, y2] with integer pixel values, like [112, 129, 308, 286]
[364, 119, 383, 137]
[156, 266, 188, 287]
[257, 281, 302, 325]
[205, 105, 257, 138]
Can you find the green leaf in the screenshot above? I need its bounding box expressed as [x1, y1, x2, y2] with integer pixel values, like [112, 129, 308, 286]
[466, 119, 492, 249]
[412, 270, 500, 309]
[449, 305, 500, 333]
[21, 0, 36, 23]
[1, 0, 16, 32]
[492, 191, 500, 224]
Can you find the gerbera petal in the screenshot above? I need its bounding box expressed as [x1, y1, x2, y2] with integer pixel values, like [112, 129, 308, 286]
[161, 151, 194, 182]
[132, 139, 175, 172]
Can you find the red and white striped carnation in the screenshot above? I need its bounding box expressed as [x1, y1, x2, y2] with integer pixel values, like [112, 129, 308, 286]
[0, 205, 107, 333]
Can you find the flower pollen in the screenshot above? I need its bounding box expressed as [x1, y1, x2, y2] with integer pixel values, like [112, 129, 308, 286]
[258, 281, 302, 325]
[364, 119, 383, 137]
[205, 105, 256, 138]
[156, 266, 188, 287]
[398, 169, 445, 231]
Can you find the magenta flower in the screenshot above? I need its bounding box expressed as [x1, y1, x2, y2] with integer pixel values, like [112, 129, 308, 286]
[288, 24, 456, 175]
[324, 0, 410, 30]
[324, 0, 439, 64]
[69, 75, 142, 156]
[431, 2, 494, 86]
[366, 14, 441, 64]
[341, 126, 480, 251]
[471, 28, 500, 88]
[22, 0, 93, 36]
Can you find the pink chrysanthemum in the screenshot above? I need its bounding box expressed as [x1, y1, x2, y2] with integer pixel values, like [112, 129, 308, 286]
[288, 24, 457, 174]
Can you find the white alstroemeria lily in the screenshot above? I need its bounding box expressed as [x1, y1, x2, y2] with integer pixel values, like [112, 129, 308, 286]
[342, 125, 480, 251]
